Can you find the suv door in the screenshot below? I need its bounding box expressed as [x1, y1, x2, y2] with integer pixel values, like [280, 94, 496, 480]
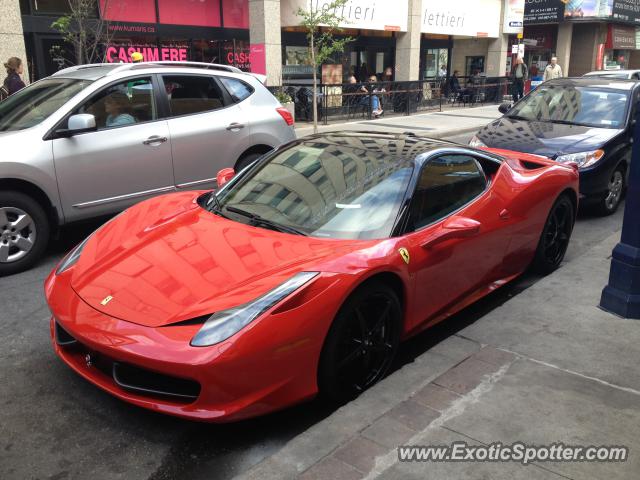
[51, 75, 174, 222]
[160, 74, 249, 190]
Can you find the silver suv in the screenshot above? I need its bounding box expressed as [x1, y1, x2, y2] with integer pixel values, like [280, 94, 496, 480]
[0, 62, 296, 275]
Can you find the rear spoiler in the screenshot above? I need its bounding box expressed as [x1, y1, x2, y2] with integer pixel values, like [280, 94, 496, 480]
[249, 73, 267, 85]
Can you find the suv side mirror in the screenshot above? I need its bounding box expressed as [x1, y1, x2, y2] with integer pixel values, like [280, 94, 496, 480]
[216, 168, 235, 188]
[498, 103, 512, 114]
[55, 114, 97, 138]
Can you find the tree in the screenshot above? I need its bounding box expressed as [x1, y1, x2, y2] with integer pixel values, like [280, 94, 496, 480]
[296, 0, 353, 133]
[51, 0, 115, 66]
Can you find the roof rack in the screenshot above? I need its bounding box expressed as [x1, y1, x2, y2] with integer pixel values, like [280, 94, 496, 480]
[124, 61, 243, 74]
[51, 64, 119, 76]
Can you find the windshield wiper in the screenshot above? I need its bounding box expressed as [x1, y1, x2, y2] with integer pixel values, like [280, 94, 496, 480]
[224, 205, 308, 236]
[506, 114, 530, 121]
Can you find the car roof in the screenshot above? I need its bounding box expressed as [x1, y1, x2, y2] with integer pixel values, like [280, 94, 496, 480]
[584, 69, 640, 76]
[50, 62, 250, 81]
[299, 131, 494, 165]
[544, 76, 638, 91]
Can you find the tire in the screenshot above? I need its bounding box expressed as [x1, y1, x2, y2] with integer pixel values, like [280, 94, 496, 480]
[530, 194, 574, 275]
[235, 152, 264, 172]
[0, 191, 50, 276]
[318, 281, 402, 404]
[594, 166, 625, 216]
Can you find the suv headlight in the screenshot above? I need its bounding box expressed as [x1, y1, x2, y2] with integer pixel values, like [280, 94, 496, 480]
[190, 272, 319, 347]
[556, 149, 604, 168]
[469, 135, 487, 148]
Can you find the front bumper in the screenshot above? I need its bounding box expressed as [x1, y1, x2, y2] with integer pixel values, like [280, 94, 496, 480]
[45, 270, 346, 422]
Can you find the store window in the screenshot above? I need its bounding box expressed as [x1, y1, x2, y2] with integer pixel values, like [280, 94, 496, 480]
[100, 0, 156, 23]
[465, 56, 485, 76]
[29, 0, 73, 14]
[222, 0, 249, 29]
[424, 48, 448, 78]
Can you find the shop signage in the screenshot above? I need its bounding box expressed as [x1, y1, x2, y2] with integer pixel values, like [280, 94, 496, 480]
[280, 0, 409, 32]
[524, 0, 566, 24]
[504, 0, 525, 34]
[105, 45, 188, 63]
[421, 0, 502, 37]
[606, 24, 637, 49]
[613, 0, 640, 24]
[249, 44, 266, 75]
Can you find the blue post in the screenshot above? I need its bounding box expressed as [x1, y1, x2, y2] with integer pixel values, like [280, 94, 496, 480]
[600, 107, 640, 318]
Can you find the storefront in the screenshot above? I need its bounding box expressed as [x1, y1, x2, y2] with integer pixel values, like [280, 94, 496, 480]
[602, 24, 637, 69]
[20, 0, 251, 80]
[279, 0, 407, 83]
[521, 0, 565, 73]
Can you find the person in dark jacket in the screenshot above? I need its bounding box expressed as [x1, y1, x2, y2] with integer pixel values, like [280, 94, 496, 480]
[3, 57, 26, 96]
[511, 57, 528, 101]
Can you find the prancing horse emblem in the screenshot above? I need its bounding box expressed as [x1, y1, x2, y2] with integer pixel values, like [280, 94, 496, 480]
[398, 248, 410, 265]
[101, 295, 114, 306]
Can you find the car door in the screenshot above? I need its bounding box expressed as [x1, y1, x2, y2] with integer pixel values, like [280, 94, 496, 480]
[402, 153, 511, 330]
[160, 74, 249, 191]
[52, 75, 174, 222]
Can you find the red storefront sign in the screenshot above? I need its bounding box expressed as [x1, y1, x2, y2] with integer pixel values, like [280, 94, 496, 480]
[105, 45, 189, 63]
[606, 24, 637, 49]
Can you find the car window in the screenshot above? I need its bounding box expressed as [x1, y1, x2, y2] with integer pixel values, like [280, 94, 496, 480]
[409, 154, 487, 230]
[219, 77, 254, 103]
[0, 78, 91, 132]
[73, 77, 155, 130]
[162, 75, 226, 117]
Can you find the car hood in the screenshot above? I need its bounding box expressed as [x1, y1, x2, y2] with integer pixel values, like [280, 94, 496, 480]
[477, 117, 623, 158]
[67, 192, 371, 328]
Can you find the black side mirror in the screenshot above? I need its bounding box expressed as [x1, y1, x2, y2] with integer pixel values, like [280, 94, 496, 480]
[498, 103, 512, 114]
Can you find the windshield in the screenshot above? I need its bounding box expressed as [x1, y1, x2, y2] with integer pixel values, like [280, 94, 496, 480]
[0, 78, 91, 132]
[508, 84, 629, 129]
[214, 141, 415, 240]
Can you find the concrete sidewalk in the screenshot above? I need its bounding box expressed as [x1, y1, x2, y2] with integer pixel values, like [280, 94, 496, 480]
[234, 227, 640, 479]
[294, 105, 501, 139]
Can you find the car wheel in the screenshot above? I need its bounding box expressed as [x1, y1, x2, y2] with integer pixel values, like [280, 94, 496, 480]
[531, 194, 574, 275]
[318, 281, 402, 404]
[595, 167, 625, 216]
[235, 152, 264, 172]
[0, 191, 50, 276]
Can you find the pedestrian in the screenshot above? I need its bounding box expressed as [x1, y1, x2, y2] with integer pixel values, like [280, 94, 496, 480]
[438, 64, 447, 79]
[511, 57, 528, 101]
[543, 56, 563, 81]
[2, 57, 26, 99]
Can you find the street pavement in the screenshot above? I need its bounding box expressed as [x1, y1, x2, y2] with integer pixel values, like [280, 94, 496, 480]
[0, 106, 629, 480]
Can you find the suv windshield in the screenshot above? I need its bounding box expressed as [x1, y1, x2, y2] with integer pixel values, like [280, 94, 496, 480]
[214, 141, 415, 240]
[508, 84, 629, 129]
[0, 78, 91, 132]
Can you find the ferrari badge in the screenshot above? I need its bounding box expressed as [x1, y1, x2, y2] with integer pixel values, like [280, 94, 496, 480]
[398, 248, 410, 265]
[101, 295, 114, 306]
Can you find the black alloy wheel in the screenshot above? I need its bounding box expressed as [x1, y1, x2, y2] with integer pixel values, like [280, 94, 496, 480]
[531, 194, 575, 275]
[319, 282, 402, 403]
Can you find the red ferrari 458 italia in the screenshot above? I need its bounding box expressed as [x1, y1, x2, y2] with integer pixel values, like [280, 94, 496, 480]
[45, 132, 578, 422]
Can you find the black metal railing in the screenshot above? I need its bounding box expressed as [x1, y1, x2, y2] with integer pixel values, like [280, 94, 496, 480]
[272, 76, 514, 124]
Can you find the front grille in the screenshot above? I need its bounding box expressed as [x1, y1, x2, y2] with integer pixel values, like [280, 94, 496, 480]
[55, 321, 200, 403]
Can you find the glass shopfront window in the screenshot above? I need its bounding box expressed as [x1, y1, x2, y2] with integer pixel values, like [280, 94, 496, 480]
[222, 0, 249, 28]
[424, 48, 448, 78]
[29, 0, 73, 14]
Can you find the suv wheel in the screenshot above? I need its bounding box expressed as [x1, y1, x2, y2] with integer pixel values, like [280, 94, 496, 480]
[0, 191, 50, 276]
[596, 166, 625, 216]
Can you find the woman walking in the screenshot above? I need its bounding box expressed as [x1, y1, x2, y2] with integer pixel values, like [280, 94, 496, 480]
[3, 57, 26, 97]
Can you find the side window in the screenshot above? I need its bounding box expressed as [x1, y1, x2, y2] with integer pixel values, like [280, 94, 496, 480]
[162, 75, 226, 117]
[219, 77, 254, 103]
[74, 77, 155, 130]
[409, 154, 487, 230]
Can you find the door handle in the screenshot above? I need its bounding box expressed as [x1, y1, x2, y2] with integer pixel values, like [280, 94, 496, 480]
[226, 123, 246, 131]
[143, 136, 168, 146]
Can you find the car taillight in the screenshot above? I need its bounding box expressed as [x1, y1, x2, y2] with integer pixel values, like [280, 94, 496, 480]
[276, 107, 294, 126]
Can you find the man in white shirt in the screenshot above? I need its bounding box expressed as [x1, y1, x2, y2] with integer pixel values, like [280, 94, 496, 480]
[544, 57, 563, 81]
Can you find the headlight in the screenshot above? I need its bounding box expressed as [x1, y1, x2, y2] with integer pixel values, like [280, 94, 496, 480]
[555, 149, 604, 168]
[55, 235, 92, 275]
[190, 272, 319, 347]
[469, 135, 487, 148]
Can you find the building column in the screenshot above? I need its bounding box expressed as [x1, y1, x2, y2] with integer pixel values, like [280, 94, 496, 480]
[486, 0, 508, 77]
[249, 0, 282, 86]
[0, 0, 29, 84]
[556, 22, 573, 75]
[395, 0, 422, 81]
